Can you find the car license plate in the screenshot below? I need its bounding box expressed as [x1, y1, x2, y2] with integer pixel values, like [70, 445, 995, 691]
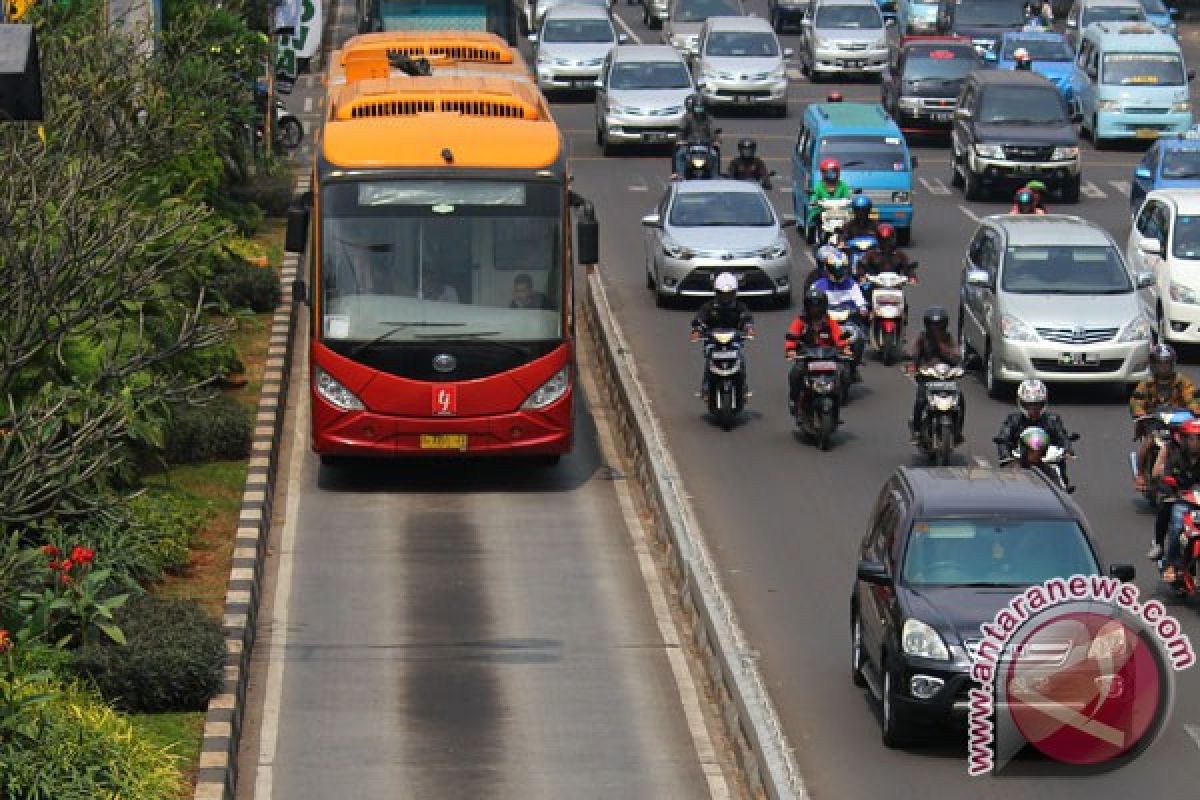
[1136, 128, 1159, 139]
[643, 132, 670, 143]
[1059, 352, 1098, 366]
[931, 112, 951, 123]
[420, 434, 468, 450]
[843, 60, 864, 69]
[571, 79, 593, 89]
[735, 94, 753, 104]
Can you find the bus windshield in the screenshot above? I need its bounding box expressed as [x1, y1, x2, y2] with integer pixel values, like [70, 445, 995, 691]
[319, 180, 563, 344]
[376, 0, 517, 43]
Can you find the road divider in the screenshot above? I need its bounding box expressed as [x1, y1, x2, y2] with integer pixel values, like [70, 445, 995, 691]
[582, 265, 809, 800]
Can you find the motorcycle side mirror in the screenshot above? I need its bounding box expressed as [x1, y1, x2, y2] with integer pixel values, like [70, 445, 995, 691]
[908, 260, 919, 270]
[1069, 432, 1080, 441]
[1109, 563, 1136, 582]
[856, 559, 891, 586]
[992, 436, 1007, 444]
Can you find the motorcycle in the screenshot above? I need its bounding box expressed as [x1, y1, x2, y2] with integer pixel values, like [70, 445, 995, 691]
[698, 328, 750, 431]
[256, 98, 303, 150]
[913, 362, 965, 466]
[862, 270, 911, 365]
[812, 197, 852, 247]
[789, 345, 853, 451]
[676, 128, 723, 180]
[842, 235, 877, 276]
[1161, 486, 1200, 597]
[997, 433, 1079, 492]
[1130, 408, 1195, 504]
[827, 306, 867, 399]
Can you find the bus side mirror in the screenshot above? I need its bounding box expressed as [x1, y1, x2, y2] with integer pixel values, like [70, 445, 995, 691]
[285, 197, 310, 254]
[575, 200, 599, 266]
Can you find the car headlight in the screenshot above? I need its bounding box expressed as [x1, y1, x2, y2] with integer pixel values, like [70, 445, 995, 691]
[898, 97, 920, 109]
[761, 235, 789, 259]
[1171, 281, 1200, 305]
[315, 366, 365, 411]
[974, 143, 1005, 159]
[814, 35, 831, 49]
[1000, 313, 1038, 342]
[1119, 314, 1152, 342]
[662, 236, 694, 259]
[901, 618, 950, 661]
[771, 64, 787, 80]
[1051, 146, 1079, 160]
[608, 102, 637, 115]
[521, 365, 571, 410]
[1174, 100, 1192, 113]
[537, 50, 551, 64]
[1097, 99, 1120, 112]
[892, 190, 910, 203]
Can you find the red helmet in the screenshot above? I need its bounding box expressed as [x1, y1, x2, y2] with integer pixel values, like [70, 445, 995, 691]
[1180, 419, 1200, 437]
[877, 223, 895, 244]
[820, 158, 841, 183]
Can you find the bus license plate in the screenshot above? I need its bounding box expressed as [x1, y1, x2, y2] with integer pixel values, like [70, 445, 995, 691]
[420, 434, 468, 451]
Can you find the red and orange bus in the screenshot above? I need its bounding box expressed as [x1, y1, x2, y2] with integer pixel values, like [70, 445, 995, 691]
[287, 32, 597, 464]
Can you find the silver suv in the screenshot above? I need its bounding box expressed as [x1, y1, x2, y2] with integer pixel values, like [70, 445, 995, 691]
[595, 45, 695, 153]
[958, 214, 1154, 396]
[695, 16, 791, 116]
[663, 0, 746, 58]
[799, 0, 890, 80]
[532, 5, 625, 93]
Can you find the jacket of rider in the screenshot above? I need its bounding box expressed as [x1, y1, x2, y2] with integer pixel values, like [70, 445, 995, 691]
[995, 411, 1073, 460]
[860, 247, 915, 279]
[691, 299, 754, 334]
[1129, 375, 1200, 419]
[680, 113, 715, 144]
[812, 275, 867, 313]
[912, 331, 961, 369]
[807, 179, 852, 222]
[785, 315, 846, 353]
[728, 157, 771, 187]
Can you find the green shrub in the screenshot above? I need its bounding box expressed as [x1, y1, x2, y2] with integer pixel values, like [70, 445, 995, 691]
[74, 595, 225, 713]
[164, 394, 252, 463]
[231, 166, 295, 217]
[125, 488, 205, 575]
[212, 258, 282, 312]
[0, 680, 184, 800]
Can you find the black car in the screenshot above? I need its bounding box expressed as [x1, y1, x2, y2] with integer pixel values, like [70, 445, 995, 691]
[768, 0, 809, 32]
[951, 69, 1083, 202]
[881, 36, 981, 135]
[849, 466, 1135, 747]
[935, 0, 1026, 58]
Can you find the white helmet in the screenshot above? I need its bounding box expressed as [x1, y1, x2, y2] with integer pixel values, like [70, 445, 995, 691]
[1016, 378, 1048, 416]
[714, 272, 738, 306]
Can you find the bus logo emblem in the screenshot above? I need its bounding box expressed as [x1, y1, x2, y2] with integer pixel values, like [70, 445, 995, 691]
[433, 386, 457, 416]
[433, 353, 457, 373]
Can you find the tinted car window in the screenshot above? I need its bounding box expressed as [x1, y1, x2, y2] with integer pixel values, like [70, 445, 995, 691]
[543, 18, 615, 41]
[1002, 245, 1132, 293]
[610, 60, 692, 88]
[901, 518, 1099, 586]
[673, 0, 740, 22]
[706, 31, 780, 56]
[1102, 53, 1186, 86]
[979, 86, 1065, 124]
[1173, 215, 1200, 260]
[1162, 150, 1200, 179]
[817, 135, 908, 171]
[669, 192, 775, 226]
[1001, 37, 1073, 61]
[953, 0, 1025, 26]
[1082, 4, 1145, 24]
[1140, 0, 1168, 13]
[904, 47, 979, 79]
[815, 4, 883, 27]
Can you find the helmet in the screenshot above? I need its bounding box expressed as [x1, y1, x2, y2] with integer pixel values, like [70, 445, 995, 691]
[738, 138, 756, 159]
[923, 306, 949, 335]
[804, 286, 829, 318]
[1016, 378, 1048, 419]
[1150, 343, 1177, 381]
[714, 271, 738, 306]
[1013, 47, 1032, 69]
[815, 244, 838, 266]
[1019, 426, 1050, 461]
[851, 194, 873, 217]
[1025, 179, 1047, 197]
[820, 158, 840, 183]
[824, 251, 849, 282]
[1180, 419, 1200, 451]
[877, 223, 896, 247]
[1015, 188, 1036, 213]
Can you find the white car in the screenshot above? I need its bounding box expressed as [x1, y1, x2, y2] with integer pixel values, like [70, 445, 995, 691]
[1127, 188, 1200, 343]
[799, 0, 890, 80]
[694, 15, 791, 116]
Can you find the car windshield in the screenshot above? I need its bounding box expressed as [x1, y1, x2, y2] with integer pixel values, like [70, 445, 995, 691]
[1140, 0, 1169, 14]
[817, 135, 909, 171]
[1102, 53, 1186, 86]
[1001, 37, 1073, 61]
[1172, 215, 1200, 260]
[905, 48, 979, 80]
[1001, 245, 1132, 294]
[610, 60, 692, 89]
[668, 191, 775, 226]
[542, 17, 614, 41]
[815, 5, 883, 28]
[1083, 5, 1146, 25]
[953, 0, 1025, 27]
[706, 31, 780, 57]
[901, 518, 1099, 587]
[1162, 149, 1200, 179]
[979, 86, 1065, 124]
[673, 0, 739, 22]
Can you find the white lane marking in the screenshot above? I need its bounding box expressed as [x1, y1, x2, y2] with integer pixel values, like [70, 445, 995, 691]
[303, 96, 313, 113]
[1186, 724, 1200, 750]
[612, 11, 643, 45]
[959, 205, 980, 222]
[254, 341, 309, 800]
[920, 176, 951, 196]
[1110, 179, 1131, 195]
[1081, 181, 1106, 199]
[973, 455, 990, 468]
[579, 338, 730, 800]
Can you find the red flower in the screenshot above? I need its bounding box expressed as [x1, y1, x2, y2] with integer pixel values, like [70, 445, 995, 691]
[70, 546, 95, 565]
[46, 560, 59, 571]
[58, 573, 72, 586]
[41, 544, 59, 557]
[0, 629, 11, 653]
[58, 558, 73, 573]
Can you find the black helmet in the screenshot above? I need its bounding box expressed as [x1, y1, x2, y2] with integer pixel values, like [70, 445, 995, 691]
[738, 138, 756, 159]
[1150, 343, 1176, 381]
[923, 306, 949, 335]
[803, 286, 829, 318]
[1015, 188, 1036, 213]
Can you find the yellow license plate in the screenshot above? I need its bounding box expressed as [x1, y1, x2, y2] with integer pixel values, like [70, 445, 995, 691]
[1136, 128, 1159, 139]
[420, 434, 468, 451]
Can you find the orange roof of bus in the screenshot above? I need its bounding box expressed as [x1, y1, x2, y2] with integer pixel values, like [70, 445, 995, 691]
[322, 73, 562, 170]
[327, 31, 531, 89]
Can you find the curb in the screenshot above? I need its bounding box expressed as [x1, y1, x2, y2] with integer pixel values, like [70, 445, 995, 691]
[582, 266, 809, 800]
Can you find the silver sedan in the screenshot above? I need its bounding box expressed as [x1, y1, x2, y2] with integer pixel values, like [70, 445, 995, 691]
[642, 179, 795, 307]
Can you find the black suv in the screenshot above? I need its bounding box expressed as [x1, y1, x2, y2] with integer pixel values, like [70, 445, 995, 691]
[849, 466, 1135, 747]
[951, 69, 1083, 202]
[935, 0, 1026, 58]
[881, 36, 981, 135]
[767, 0, 808, 32]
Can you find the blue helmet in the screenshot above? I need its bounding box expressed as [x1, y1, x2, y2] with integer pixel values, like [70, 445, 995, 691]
[851, 194, 872, 214]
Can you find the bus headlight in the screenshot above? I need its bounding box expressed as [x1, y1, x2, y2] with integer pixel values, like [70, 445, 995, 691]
[522, 366, 571, 410]
[315, 366, 365, 411]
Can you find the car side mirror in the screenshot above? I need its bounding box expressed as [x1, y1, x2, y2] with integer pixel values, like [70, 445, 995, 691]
[885, 16, 896, 25]
[966, 268, 991, 287]
[954, 107, 972, 121]
[1135, 166, 1153, 179]
[1188, 69, 1196, 82]
[618, 33, 629, 43]
[1136, 271, 1156, 289]
[784, 47, 794, 58]
[1138, 236, 1162, 255]
[1109, 563, 1136, 582]
[910, 155, 918, 168]
[856, 559, 891, 586]
[527, 32, 538, 42]
[641, 212, 662, 227]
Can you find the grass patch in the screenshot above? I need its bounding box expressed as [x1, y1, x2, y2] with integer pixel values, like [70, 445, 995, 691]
[130, 711, 205, 798]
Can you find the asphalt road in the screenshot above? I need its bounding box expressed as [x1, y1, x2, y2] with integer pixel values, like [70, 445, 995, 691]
[562, 3, 1200, 796]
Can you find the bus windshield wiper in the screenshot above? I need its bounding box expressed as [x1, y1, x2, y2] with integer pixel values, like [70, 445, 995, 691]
[348, 322, 464, 357]
[414, 331, 530, 356]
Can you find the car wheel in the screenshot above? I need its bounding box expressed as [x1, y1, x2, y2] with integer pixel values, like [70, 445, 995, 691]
[963, 165, 984, 201]
[774, 103, 788, 118]
[851, 610, 868, 688]
[643, 4, 650, 24]
[950, 154, 964, 188]
[880, 663, 913, 748]
[655, 290, 673, 308]
[596, 121, 603, 146]
[1061, 174, 1081, 203]
[985, 345, 1006, 399]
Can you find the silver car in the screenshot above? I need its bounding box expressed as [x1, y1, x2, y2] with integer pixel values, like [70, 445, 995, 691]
[695, 16, 791, 116]
[524, 0, 611, 34]
[799, 0, 890, 80]
[595, 45, 695, 153]
[533, 6, 626, 93]
[642, 179, 795, 307]
[958, 214, 1154, 396]
[663, 0, 746, 58]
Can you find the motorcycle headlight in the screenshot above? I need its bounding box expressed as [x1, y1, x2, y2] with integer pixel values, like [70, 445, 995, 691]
[974, 143, 1005, 159]
[902, 618, 950, 661]
[521, 365, 571, 410]
[1051, 146, 1079, 160]
[1174, 100, 1192, 113]
[1000, 313, 1038, 342]
[662, 236, 694, 260]
[1170, 281, 1200, 305]
[1119, 314, 1152, 342]
[930, 393, 958, 411]
[315, 366, 365, 411]
[1097, 99, 1121, 112]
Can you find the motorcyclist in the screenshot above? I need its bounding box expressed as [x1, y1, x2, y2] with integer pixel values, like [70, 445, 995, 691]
[1010, 188, 1043, 215]
[673, 95, 719, 179]
[1150, 418, 1200, 579]
[807, 158, 852, 238]
[811, 250, 869, 378]
[803, 244, 840, 294]
[727, 138, 772, 189]
[839, 194, 880, 247]
[691, 272, 755, 398]
[995, 379, 1076, 490]
[858, 223, 918, 283]
[785, 286, 851, 413]
[1022, 0, 1053, 28]
[1012, 47, 1034, 71]
[906, 306, 965, 444]
[1024, 179, 1049, 213]
[1131, 343, 1200, 498]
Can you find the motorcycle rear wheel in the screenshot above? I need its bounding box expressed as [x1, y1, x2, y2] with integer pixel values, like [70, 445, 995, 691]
[933, 418, 954, 466]
[279, 117, 303, 149]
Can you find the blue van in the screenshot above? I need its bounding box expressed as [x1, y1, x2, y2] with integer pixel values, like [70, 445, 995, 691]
[793, 100, 917, 245]
[1070, 22, 1195, 147]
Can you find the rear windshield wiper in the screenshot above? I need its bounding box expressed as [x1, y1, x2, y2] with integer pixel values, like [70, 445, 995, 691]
[348, 322, 464, 357]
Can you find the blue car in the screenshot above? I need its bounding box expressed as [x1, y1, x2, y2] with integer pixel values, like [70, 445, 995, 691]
[1130, 128, 1200, 213]
[1137, 0, 1179, 37]
[987, 31, 1075, 101]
